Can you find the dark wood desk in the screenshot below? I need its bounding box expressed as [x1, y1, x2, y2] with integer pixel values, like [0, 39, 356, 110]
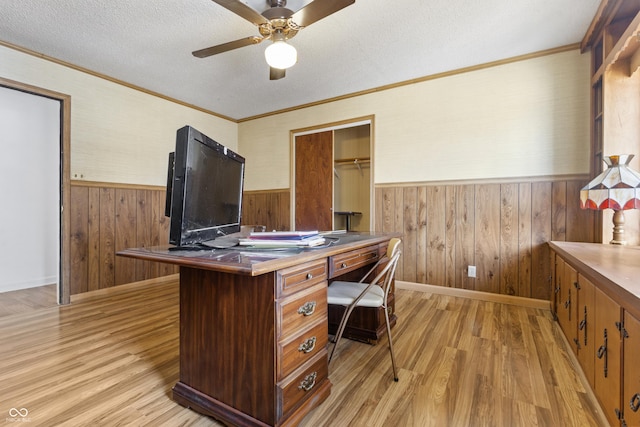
[118, 232, 396, 427]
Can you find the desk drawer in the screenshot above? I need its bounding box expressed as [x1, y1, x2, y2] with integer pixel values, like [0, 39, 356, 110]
[277, 319, 328, 380]
[277, 283, 327, 340]
[276, 259, 328, 298]
[277, 349, 329, 419]
[329, 244, 379, 278]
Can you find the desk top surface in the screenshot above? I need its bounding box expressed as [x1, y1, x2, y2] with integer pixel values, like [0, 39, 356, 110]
[118, 232, 398, 276]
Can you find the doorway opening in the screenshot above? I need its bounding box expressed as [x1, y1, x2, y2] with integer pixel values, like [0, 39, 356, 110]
[0, 78, 71, 306]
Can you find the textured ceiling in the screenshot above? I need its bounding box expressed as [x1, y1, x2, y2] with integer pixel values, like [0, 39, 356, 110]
[0, 0, 600, 120]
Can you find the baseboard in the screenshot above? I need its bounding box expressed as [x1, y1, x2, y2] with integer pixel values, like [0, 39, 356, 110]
[396, 281, 551, 310]
[70, 274, 180, 303]
[0, 276, 58, 293]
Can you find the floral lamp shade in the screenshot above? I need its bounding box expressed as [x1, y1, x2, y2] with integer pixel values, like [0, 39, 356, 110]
[580, 154, 640, 244]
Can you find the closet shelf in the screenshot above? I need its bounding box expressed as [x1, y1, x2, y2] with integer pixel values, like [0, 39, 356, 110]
[334, 157, 370, 166]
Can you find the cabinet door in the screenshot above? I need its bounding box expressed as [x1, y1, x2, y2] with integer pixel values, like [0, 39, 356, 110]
[565, 262, 578, 349]
[576, 274, 596, 387]
[294, 131, 333, 231]
[550, 250, 559, 320]
[557, 258, 576, 343]
[623, 311, 640, 427]
[594, 287, 622, 427]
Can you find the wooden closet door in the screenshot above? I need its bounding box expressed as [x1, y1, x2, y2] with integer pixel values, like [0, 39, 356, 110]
[295, 131, 333, 231]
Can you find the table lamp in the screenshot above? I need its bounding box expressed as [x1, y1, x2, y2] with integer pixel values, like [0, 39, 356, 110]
[580, 154, 640, 245]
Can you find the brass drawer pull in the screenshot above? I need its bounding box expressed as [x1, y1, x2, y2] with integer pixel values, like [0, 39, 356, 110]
[298, 371, 317, 392]
[297, 301, 316, 316]
[341, 262, 347, 269]
[631, 393, 640, 412]
[298, 336, 317, 353]
[306, 273, 313, 280]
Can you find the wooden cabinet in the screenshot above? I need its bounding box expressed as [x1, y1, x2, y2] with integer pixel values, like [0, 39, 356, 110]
[557, 257, 576, 340]
[593, 287, 622, 427]
[549, 241, 640, 427]
[623, 311, 640, 427]
[550, 249, 559, 320]
[576, 274, 596, 386]
[555, 257, 598, 388]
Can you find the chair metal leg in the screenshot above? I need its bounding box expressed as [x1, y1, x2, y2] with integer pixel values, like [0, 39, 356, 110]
[383, 305, 398, 381]
[329, 303, 357, 364]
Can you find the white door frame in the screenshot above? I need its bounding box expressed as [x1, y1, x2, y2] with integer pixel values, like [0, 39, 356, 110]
[289, 115, 374, 231]
[1, 77, 71, 304]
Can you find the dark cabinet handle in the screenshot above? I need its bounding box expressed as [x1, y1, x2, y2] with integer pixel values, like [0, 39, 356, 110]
[579, 306, 587, 346]
[617, 408, 626, 427]
[597, 328, 608, 378]
[631, 393, 640, 412]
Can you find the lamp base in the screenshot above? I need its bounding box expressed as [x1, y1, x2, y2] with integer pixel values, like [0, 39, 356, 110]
[610, 210, 627, 245]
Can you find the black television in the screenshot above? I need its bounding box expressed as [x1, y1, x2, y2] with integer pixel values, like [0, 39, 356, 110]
[166, 125, 245, 248]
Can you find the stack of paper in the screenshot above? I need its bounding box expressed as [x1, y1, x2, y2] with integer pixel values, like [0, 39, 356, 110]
[239, 230, 326, 248]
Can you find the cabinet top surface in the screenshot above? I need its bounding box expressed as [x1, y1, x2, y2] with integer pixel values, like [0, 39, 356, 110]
[549, 241, 640, 308]
[118, 232, 399, 276]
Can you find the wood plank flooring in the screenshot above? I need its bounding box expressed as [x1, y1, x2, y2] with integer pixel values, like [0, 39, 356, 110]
[0, 284, 57, 318]
[0, 277, 607, 426]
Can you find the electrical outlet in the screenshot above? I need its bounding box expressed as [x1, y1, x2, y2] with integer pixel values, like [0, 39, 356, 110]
[468, 265, 476, 278]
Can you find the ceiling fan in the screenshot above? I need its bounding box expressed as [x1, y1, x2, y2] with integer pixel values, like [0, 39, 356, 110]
[193, 0, 355, 80]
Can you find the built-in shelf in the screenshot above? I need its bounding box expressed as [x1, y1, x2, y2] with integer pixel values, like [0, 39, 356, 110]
[591, 9, 640, 81]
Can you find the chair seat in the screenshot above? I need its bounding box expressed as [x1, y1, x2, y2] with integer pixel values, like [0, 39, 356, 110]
[327, 281, 384, 308]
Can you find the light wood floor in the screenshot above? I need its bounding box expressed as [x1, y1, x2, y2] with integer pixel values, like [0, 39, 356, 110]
[0, 277, 607, 426]
[0, 284, 57, 318]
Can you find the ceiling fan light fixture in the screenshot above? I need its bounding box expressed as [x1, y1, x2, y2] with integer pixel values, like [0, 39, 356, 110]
[265, 40, 297, 70]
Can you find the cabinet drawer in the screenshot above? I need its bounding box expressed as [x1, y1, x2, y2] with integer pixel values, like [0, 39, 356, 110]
[277, 319, 328, 380]
[277, 283, 327, 340]
[329, 244, 379, 278]
[276, 259, 328, 298]
[277, 349, 329, 419]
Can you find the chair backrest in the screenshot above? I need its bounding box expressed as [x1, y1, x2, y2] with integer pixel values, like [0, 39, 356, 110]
[364, 244, 401, 305]
[378, 249, 401, 302]
[386, 237, 401, 259]
[358, 238, 401, 285]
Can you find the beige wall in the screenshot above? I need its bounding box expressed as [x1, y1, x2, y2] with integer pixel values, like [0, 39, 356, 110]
[0, 44, 236, 187]
[1, 43, 590, 190]
[239, 49, 591, 191]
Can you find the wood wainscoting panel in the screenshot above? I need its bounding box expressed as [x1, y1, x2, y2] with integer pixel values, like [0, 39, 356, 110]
[375, 177, 595, 300]
[242, 189, 290, 232]
[500, 183, 519, 296]
[475, 184, 501, 294]
[530, 182, 553, 300]
[69, 182, 177, 295]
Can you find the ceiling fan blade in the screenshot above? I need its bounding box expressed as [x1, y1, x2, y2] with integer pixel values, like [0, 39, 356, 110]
[210, 0, 269, 26]
[193, 36, 264, 58]
[270, 67, 286, 80]
[291, 0, 355, 27]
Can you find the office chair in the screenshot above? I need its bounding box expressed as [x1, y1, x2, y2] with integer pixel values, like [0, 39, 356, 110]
[327, 238, 401, 381]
